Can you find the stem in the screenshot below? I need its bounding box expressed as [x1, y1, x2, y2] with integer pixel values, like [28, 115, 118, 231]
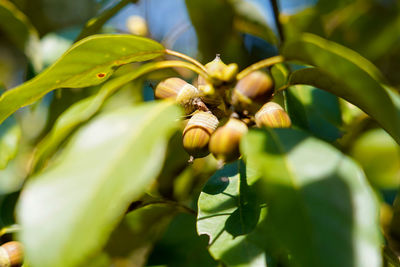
[237, 55, 284, 80]
[149, 60, 212, 83]
[0, 225, 20, 236]
[271, 0, 284, 44]
[165, 49, 209, 74]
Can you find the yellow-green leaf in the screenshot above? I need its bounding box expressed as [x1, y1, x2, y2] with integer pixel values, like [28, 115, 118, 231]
[0, 34, 164, 124]
[17, 101, 182, 267]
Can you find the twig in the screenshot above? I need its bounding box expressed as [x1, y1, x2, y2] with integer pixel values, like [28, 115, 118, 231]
[165, 49, 208, 74]
[271, 0, 284, 44]
[236, 55, 284, 80]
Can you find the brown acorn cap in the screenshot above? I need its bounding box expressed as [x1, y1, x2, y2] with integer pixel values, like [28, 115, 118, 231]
[255, 102, 291, 128]
[0, 241, 23, 267]
[209, 118, 248, 162]
[154, 77, 188, 99]
[183, 112, 219, 158]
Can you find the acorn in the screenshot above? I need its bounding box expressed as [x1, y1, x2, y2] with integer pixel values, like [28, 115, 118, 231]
[0, 241, 24, 267]
[182, 111, 219, 158]
[231, 71, 274, 114]
[209, 118, 248, 162]
[197, 55, 238, 106]
[255, 102, 291, 128]
[155, 77, 203, 113]
[199, 55, 238, 84]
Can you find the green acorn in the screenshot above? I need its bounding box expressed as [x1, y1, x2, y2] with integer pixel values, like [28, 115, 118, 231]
[197, 55, 238, 106]
[182, 111, 219, 158]
[255, 102, 291, 128]
[209, 118, 248, 162]
[0, 241, 24, 267]
[231, 71, 274, 113]
[199, 55, 238, 84]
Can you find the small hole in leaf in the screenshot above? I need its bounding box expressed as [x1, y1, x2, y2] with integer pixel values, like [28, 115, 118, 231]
[97, 73, 106, 78]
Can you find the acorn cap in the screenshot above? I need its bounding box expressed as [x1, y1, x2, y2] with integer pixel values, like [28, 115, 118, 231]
[155, 77, 202, 113]
[255, 102, 291, 128]
[205, 55, 227, 81]
[224, 63, 239, 83]
[198, 55, 238, 86]
[0, 241, 23, 267]
[183, 112, 219, 158]
[209, 118, 248, 162]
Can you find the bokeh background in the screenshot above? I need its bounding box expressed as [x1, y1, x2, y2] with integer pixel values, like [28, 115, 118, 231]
[0, 0, 399, 265]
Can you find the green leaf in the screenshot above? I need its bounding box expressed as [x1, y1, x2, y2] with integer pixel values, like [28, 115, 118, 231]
[242, 128, 382, 267]
[76, 0, 134, 41]
[149, 213, 218, 267]
[197, 161, 267, 267]
[286, 85, 342, 142]
[270, 63, 289, 91]
[17, 101, 182, 267]
[281, 8, 325, 41]
[0, 117, 21, 169]
[283, 33, 400, 145]
[0, 34, 164, 124]
[350, 128, 400, 189]
[185, 0, 234, 61]
[232, 0, 278, 45]
[0, 0, 42, 71]
[31, 61, 171, 173]
[104, 203, 178, 264]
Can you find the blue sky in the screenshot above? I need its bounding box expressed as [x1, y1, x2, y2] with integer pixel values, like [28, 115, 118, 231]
[107, 0, 317, 55]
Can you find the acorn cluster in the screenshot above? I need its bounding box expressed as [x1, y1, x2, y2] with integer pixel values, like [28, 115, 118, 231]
[154, 56, 291, 163]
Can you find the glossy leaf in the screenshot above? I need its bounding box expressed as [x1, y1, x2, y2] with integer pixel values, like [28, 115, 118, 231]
[286, 85, 342, 142]
[0, 0, 42, 71]
[197, 161, 267, 267]
[31, 61, 170, 172]
[17, 101, 182, 267]
[283, 34, 400, 144]
[76, 0, 134, 41]
[242, 128, 382, 267]
[270, 63, 289, 91]
[0, 117, 21, 169]
[0, 34, 164, 124]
